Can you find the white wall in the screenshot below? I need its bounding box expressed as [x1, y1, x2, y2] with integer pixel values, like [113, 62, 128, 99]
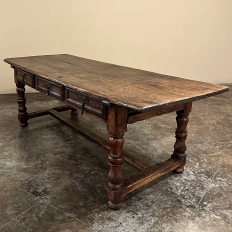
[1, 0, 232, 94]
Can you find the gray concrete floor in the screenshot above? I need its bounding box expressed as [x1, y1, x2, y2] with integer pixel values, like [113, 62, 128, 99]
[0, 85, 231, 232]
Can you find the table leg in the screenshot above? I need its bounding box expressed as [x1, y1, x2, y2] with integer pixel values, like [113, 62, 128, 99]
[105, 105, 128, 209]
[172, 102, 192, 173]
[16, 80, 28, 127]
[71, 107, 78, 116]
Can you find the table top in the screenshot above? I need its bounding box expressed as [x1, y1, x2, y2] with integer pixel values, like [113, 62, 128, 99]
[4, 54, 229, 112]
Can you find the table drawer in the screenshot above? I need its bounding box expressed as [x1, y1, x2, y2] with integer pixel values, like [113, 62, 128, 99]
[65, 88, 106, 118]
[15, 69, 35, 88]
[35, 77, 64, 100]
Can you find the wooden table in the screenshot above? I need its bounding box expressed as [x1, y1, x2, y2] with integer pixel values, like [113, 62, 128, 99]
[4, 54, 229, 209]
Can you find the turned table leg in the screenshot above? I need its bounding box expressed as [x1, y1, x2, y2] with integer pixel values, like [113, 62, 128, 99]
[105, 105, 128, 209]
[16, 80, 28, 127]
[172, 102, 192, 174]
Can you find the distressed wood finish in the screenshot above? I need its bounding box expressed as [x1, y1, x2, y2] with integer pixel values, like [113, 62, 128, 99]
[65, 87, 106, 118]
[5, 54, 228, 112]
[15, 69, 34, 88]
[128, 104, 185, 124]
[35, 76, 65, 100]
[4, 54, 229, 210]
[105, 105, 128, 209]
[123, 158, 181, 196]
[15, 80, 28, 127]
[171, 102, 192, 173]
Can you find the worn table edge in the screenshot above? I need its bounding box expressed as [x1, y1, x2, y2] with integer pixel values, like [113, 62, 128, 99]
[4, 57, 230, 113]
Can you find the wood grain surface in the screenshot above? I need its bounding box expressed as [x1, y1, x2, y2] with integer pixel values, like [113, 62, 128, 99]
[4, 54, 229, 112]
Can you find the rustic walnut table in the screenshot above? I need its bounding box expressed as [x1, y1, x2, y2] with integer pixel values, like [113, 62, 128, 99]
[4, 54, 229, 209]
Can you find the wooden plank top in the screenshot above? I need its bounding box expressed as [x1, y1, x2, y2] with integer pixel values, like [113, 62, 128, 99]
[4, 54, 229, 112]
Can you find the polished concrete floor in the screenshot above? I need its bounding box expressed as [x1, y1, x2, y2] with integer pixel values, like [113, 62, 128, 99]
[0, 84, 231, 232]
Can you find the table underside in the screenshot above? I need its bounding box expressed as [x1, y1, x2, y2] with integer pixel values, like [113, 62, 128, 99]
[27, 105, 182, 195]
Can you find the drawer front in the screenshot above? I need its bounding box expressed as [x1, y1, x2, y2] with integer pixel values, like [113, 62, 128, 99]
[65, 88, 106, 118]
[15, 69, 35, 88]
[35, 76, 64, 100]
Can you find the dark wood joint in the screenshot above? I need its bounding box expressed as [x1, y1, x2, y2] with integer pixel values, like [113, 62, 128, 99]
[105, 185, 123, 210]
[171, 153, 186, 167]
[107, 105, 128, 136]
[71, 107, 78, 116]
